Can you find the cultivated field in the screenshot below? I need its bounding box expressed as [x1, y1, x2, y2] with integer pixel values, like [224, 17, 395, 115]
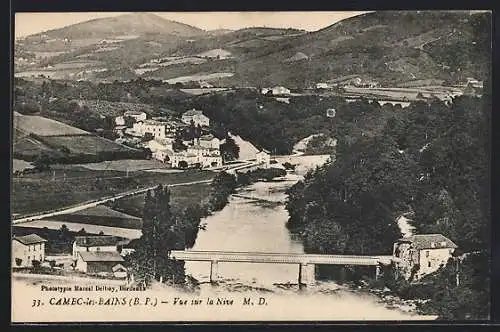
[14, 114, 89, 136]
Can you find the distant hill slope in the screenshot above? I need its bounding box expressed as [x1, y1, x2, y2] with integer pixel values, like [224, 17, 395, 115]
[15, 11, 491, 87]
[27, 12, 206, 40]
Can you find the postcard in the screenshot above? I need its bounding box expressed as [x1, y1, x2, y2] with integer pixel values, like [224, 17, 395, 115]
[12, 10, 491, 323]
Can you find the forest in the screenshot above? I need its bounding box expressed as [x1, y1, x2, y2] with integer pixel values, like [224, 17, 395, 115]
[284, 84, 490, 319]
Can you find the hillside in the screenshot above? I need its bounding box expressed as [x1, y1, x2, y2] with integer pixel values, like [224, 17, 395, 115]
[13, 113, 143, 162]
[15, 11, 491, 87]
[25, 13, 206, 41]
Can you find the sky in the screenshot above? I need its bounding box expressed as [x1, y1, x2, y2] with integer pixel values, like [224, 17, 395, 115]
[14, 12, 369, 38]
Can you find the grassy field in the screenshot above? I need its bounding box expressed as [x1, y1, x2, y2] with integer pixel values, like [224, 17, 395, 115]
[41, 134, 136, 154]
[11, 167, 215, 215]
[13, 159, 34, 173]
[13, 134, 55, 159]
[14, 114, 89, 136]
[76, 159, 171, 171]
[48, 205, 142, 229]
[106, 182, 213, 217]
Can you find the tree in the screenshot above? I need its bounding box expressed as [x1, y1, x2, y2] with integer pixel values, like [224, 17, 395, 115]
[208, 172, 237, 211]
[220, 136, 240, 162]
[33, 152, 52, 171]
[127, 186, 185, 285]
[178, 161, 188, 169]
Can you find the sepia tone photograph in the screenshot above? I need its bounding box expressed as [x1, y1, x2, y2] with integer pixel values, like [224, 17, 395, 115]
[11, 10, 491, 322]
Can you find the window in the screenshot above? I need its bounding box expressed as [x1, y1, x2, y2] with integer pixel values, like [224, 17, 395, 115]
[97, 247, 100, 251]
[40, 243, 42, 250]
[428, 261, 431, 267]
[27, 256, 30, 262]
[28, 245, 30, 252]
[426, 251, 430, 258]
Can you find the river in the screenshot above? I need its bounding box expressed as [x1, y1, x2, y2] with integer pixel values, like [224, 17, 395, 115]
[12, 155, 436, 322]
[182, 155, 435, 320]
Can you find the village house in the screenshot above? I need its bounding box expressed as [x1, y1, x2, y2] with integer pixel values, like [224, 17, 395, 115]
[187, 145, 223, 168]
[114, 125, 127, 137]
[465, 77, 483, 89]
[199, 81, 213, 88]
[115, 115, 126, 126]
[72, 235, 122, 260]
[75, 251, 125, 276]
[132, 120, 176, 140]
[124, 110, 147, 122]
[182, 109, 210, 127]
[316, 83, 330, 89]
[196, 134, 221, 149]
[271, 86, 291, 95]
[392, 233, 458, 280]
[256, 149, 271, 168]
[170, 150, 199, 168]
[12, 234, 47, 268]
[152, 147, 174, 163]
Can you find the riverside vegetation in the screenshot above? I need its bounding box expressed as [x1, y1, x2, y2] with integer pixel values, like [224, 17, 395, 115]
[285, 83, 490, 319]
[126, 167, 284, 286]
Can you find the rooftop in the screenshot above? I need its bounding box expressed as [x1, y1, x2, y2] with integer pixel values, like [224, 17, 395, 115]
[396, 234, 458, 250]
[13, 234, 47, 245]
[124, 110, 146, 115]
[183, 109, 204, 117]
[78, 251, 125, 262]
[200, 134, 217, 141]
[74, 235, 122, 247]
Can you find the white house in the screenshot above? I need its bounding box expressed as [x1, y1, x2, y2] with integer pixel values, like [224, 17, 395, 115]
[124, 110, 147, 122]
[75, 251, 125, 275]
[72, 235, 121, 260]
[271, 86, 291, 96]
[12, 234, 47, 268]
[112, 264, 128, 278]
[187, 145, 222, 168]
[182, 109, 210, 127]
[115, 116, 126, 126]
[133, 120, 176, 140]
[256, 149, 271, 168]
[171, 151, 199, 168]
[196, 134, 221, 149]
[199, 81, 213, 88]
[316, 83, 329, 89]
[392, 234, 458, 280]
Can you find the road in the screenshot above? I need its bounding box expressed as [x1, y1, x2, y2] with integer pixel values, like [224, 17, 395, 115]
[12, 160, 260, 224]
